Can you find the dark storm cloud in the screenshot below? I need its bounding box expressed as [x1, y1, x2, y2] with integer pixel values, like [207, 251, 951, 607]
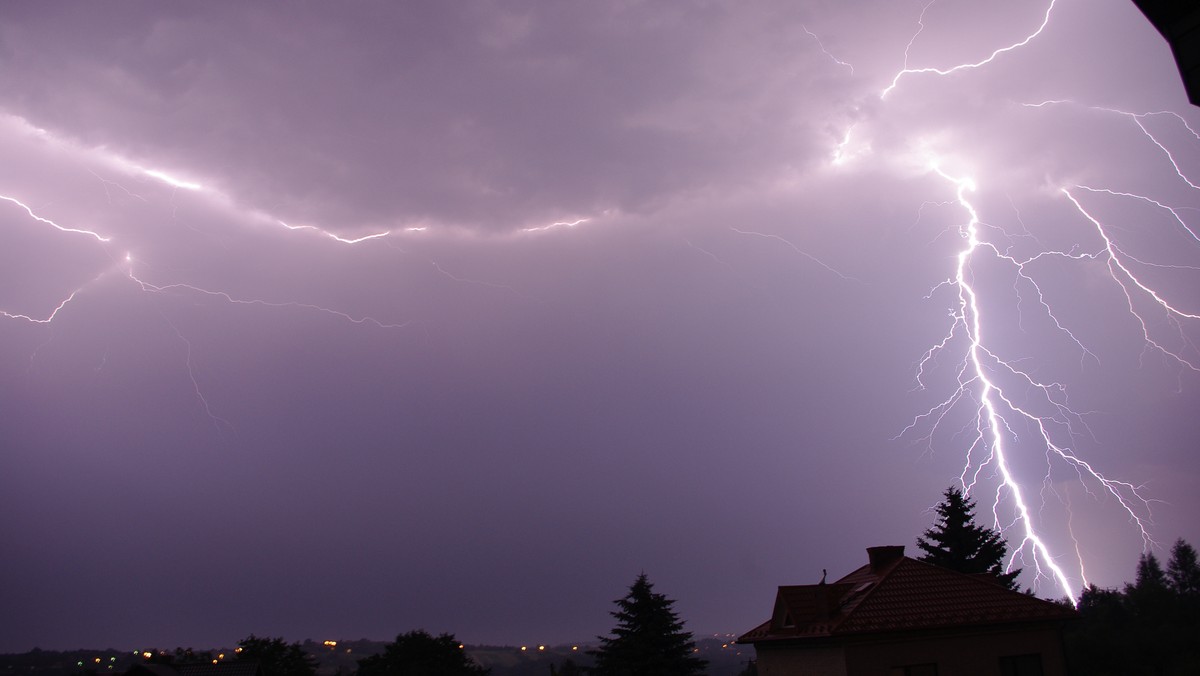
[0, 2, 851, 233]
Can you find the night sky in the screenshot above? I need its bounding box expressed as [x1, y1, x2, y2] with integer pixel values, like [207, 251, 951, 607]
[2, 0, 1199, 653]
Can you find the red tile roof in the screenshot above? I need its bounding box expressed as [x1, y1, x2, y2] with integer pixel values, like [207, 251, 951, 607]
[739, 549, 1076, 644]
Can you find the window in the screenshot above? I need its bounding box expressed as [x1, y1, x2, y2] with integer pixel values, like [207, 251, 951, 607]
[999, 653, 1044, 676]
[888, 664, 938, 676]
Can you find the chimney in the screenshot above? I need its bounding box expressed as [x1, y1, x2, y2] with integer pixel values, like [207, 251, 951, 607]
[866, 545, 905, 572]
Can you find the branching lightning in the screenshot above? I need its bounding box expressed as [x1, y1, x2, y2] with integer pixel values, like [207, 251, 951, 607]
[906, 164, 1167, 601]
[2, 0, 1197, 607]
[881, 0, 1057, 99]
[878, 0, 1199, 601]
[1, 131, 419, 431]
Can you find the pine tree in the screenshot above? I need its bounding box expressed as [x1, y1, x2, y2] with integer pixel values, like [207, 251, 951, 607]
[916, 486, 1020, 589]
[1166, 538, 1200, 597]
[590, 573, 707, 676]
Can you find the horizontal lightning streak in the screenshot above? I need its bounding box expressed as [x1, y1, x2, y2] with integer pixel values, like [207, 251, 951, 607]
[521, 218, 589, 233]
[128, 271, 414, 330]
[1, 194, 111, 242]
[1, 289, 85, 324]
[277, 220, 392, 244]
[142, 169, 203, 191]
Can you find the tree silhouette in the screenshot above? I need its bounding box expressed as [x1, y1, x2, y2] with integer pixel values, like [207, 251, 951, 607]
[1064, 538, 1200, 674]
[549, 659, 584, 676]
[1167, 538, 1200, 598]
[916, 486, 1020, 589]
[356, 630, 488, 676]
[590, 573, 707, 676]
[235, 636, 316, 676]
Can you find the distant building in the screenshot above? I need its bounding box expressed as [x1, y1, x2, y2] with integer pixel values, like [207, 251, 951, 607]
[737, 546, 1076, 676]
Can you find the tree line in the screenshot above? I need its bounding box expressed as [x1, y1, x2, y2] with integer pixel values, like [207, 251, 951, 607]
[915, 486, 1200, 676]
[1065, 539, 1200, 675]
[25, 485, 1196, 676]
[125, 577, 708, 676]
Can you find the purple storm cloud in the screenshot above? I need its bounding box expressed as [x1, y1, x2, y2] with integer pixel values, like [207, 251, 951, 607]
[1, 0, 1198, 652]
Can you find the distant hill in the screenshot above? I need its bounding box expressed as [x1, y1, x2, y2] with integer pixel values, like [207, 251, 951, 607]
[2, 635, 753, 676]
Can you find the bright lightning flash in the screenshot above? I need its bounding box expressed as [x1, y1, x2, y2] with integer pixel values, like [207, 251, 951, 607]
[906, 163, 1155, 603]
[877, 0, 1199, 602]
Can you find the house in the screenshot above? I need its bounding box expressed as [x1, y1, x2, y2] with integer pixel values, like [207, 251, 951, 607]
[737, 546, 1076, 676]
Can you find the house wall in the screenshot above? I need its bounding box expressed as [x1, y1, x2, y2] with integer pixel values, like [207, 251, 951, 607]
[754, 643, 847, 676]
[750, 624, 1067, 676]
[842, 624, 1067, 676]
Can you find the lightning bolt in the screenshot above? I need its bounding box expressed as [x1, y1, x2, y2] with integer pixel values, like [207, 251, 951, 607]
[126, 268, 416, 331]
[802, 25, 855, 75]
[158, 312, 236, 435]
[831, 125, 858, 166]
[729, 226, 857, 281]
[521, 218, 590, 233]
[908, 164, 1165, 601]
[1, 194, 111, 242]
[2, 1, 1196, 607]
[876, 0, 1199, 603]
[277, 219, 393, 245]
[881, 0, 1057, 99]
[1061, 188, 1199, 371]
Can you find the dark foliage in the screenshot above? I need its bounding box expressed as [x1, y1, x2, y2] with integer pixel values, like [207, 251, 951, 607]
[548, 659, 584, 676]
[916, 486, 1020, 589]
[140, 648, 212, 666]
[1167, 538, 1200, 598]
[236, 635, 317, 676]
[356, 630, 488, 676]
[1065, 538, 1200, 675]
[590, 573, 707, 676]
